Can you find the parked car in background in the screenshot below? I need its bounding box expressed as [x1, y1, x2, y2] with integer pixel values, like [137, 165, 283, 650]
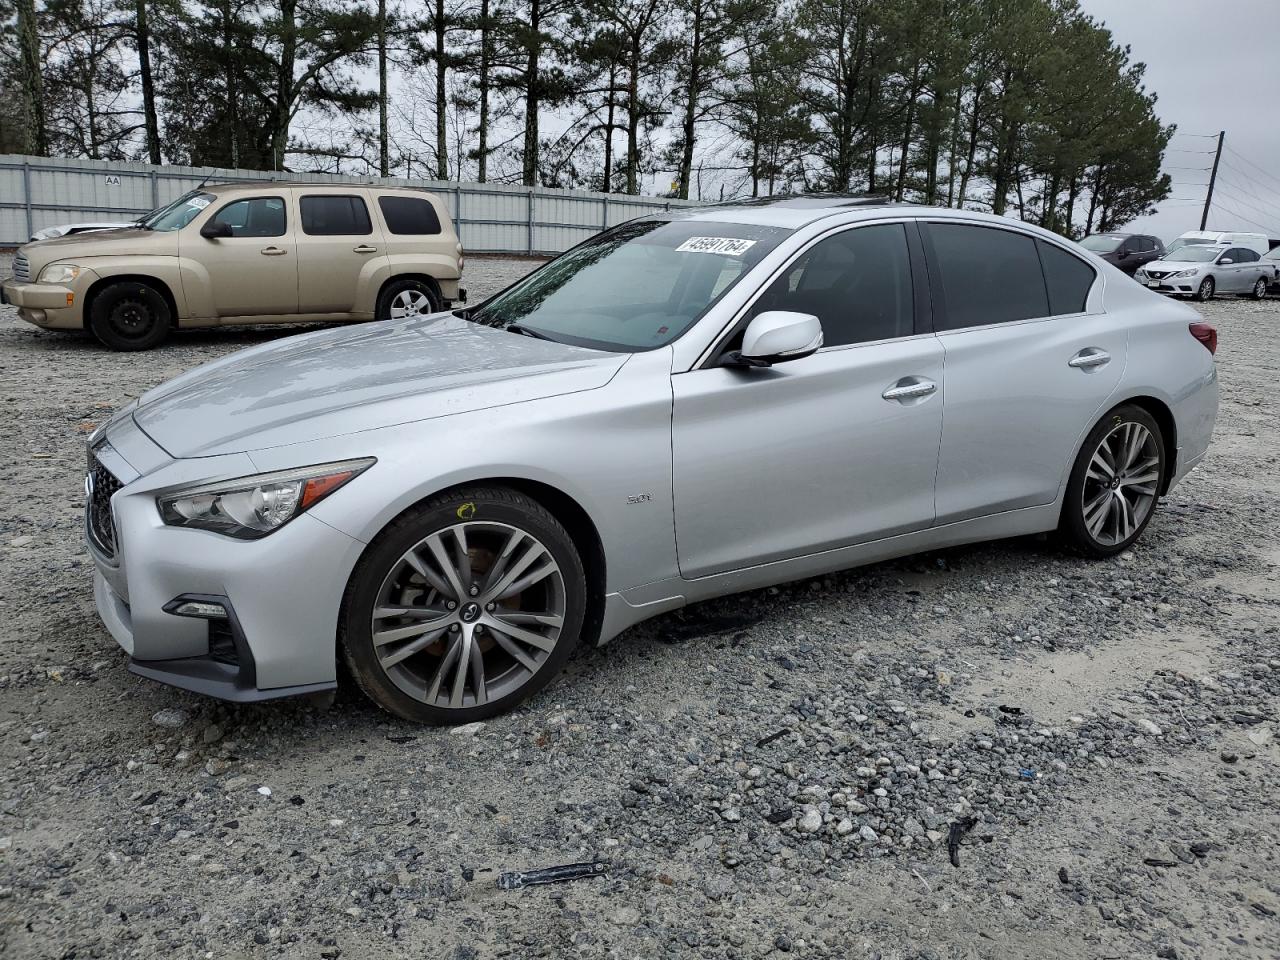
[1261, 245, 1280, 294]
[30, 220, 137, 242]
[1136, 244, 1271, 301]
[1166, 230, 1270, 258]
[82, 199, 1218, 723]
[1078, 232, 1164, 274]
[2, 182, 464, 350]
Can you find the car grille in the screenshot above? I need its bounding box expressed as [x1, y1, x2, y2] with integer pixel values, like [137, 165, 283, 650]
[1145, 269, 1172, 280]
[12, 252, 31, 282]
[87, 449, 122, 557]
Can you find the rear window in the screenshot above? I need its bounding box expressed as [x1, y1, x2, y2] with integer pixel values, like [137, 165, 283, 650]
[300, 195, 372, 236]
[378, 196, 443, 235]
[927, 223, 1049, 330]
[1037, 240, 1095, 315]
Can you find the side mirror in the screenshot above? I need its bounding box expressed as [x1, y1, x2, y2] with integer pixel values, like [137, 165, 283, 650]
[200, 219, 233, 239]
[723, 311, 823, 368]
[1217, 257, 1233, 265]
[1117, 248, 1129, 260]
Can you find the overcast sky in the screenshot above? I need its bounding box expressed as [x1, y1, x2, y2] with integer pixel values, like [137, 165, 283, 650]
[1078, 0, 1280, 243]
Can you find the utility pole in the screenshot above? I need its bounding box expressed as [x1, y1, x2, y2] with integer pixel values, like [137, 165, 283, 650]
[1201, 130, 1225, 230]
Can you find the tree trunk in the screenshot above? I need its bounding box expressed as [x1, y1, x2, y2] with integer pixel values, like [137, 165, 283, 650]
[602, 62, 616, 193]
[272, 0, 297, 170]
[223, 0, 240, 167]
[625, 39, 640, 194]
[477, 0, 491, 181]
[435, 0, 449, 179]
[1064, 171, 1079, 236]
[956, 89, 981, 207]
[16, 0, 45, 155]
[895, 58, 921, 201]
[378, 0, 389, 176]
[522, 0, 540, 186]
[677, 3, 703, 200]
[945, 83, 963, 206]
[136, 0, 161, 164]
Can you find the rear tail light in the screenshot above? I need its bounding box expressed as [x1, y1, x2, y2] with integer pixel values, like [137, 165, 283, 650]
[1189, 321, 1217, 355]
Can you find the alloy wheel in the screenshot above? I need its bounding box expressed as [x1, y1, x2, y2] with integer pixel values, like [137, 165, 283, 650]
[369, 520, 566, 708]
[1255, 278, 1267, 299]
[1081, 421, 1160, 547]
[389, 289, 433, 319]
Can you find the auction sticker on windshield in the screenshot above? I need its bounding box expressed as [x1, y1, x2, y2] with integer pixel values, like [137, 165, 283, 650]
[187, 197, 211, 210]
[675, 237, 758, 256]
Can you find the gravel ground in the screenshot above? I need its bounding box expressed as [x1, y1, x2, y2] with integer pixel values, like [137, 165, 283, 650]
[1, 255, 1278, 960]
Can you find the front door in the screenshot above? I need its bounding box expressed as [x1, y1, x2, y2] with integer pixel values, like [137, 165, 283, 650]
[191, 195, 298, 317]
[671, 222, 944, 579]
[294, 191, 387, 315]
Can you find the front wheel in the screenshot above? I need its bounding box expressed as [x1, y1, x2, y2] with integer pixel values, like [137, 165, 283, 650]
[1061, 405, 1166, 557]
[1194, 276, 1215, 302]
[376, 278, 440, 321]
[1249, 276, 1268, 300]
[340, 487, 586, 724]
[88, 281, 171, 351]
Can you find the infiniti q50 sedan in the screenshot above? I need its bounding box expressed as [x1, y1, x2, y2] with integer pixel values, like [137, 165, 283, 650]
[84, 197, 1219, 724]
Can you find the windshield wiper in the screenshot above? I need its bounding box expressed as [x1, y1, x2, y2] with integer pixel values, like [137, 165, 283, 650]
[505, 323, 557, 342]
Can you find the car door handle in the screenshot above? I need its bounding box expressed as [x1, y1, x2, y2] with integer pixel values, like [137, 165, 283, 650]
[260, 246, 287, 256]
[1068, 349, 1110, 370]
[882, 378, 937, 402]
[353, 244, 379, 254]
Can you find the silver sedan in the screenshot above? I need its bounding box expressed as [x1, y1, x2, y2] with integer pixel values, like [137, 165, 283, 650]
[85, 199, 1219, 723]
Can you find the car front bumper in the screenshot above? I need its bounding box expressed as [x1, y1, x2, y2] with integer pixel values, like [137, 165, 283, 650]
[1136, 274, 1199, 295]
[87, 418, 368, 701]
[2, 276, 89, 328]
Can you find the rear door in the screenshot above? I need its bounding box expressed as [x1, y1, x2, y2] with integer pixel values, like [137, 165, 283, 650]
[194, 194, 298, 317]
[923, 222, 1125, 524]
[294, 190, 388, 315]
[671, 220, 944, 579]
[1217, 247, 1250, 292]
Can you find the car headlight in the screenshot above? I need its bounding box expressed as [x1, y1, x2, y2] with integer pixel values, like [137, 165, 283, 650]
[1172, 269, 1199, 279]
[38, 263, 83, 284]
[157, 458, 374, 539]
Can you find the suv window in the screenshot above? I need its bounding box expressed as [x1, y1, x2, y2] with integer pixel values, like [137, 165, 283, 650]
[378, 195, 442, 235]
[300, 195, 372, 236]
[1137, 237, 1156, 253]
[214, 197, 286, 238]
[928, 223, 1048, 329]
[750, 223, 914, 347]
[1037, 240, 1096, 315]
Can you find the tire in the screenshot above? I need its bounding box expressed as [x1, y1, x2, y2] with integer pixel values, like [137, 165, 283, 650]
[1061, 404, 1166, 557]
[340, 486, 586, 724]
[88, 281, 171, 351]
[1193, 276, 1214, 302]
[1249, 276, 1268, 300]
[376, 278, 440, 321]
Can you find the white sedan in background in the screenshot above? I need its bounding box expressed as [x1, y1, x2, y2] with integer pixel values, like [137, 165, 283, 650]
[1135, 244, 1271, 301]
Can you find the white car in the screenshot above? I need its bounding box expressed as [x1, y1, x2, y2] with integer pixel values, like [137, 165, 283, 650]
[1136, 244, 1271, 301]
[1166, 230, 1270, 258]
[29, 221, 136, 242]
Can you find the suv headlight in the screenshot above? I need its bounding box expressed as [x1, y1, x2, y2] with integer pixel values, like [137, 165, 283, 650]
[157, 458, 374, 539]
[38, 263, 83, 284]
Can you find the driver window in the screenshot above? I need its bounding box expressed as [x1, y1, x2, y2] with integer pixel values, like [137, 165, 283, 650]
[214, 197, 287, 238]
[748, 223, 914, 347]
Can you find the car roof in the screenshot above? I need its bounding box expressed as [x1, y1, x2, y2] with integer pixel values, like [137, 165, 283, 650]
[201, 181, 436, 196]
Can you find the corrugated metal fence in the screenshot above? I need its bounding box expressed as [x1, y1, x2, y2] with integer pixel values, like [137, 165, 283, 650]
[0, 154, 695, 252]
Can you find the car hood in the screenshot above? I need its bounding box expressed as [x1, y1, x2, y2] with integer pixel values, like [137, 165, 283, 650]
[1146, 258, 1210, 271]
[22, 228, 176, 271]
[132, 314, 628, 457]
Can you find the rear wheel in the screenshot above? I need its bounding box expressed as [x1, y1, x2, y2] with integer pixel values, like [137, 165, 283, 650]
[340, 487, 586, 724]
[376, 278, 440, 321]
[1061, 404, 1166, 557]
[88, 281, 171, 351]
[1194, 276, 1215, 302]
[1249, 276, 1268, 300]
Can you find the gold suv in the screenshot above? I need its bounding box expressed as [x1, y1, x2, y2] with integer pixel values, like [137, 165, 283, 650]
[2, 182, 463, 350]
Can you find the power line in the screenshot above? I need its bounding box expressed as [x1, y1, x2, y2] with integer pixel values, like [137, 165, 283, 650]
[1212, 180, 1280, 222]
[1223, 144, 1280, 192]
[1216, 162, 1280, 211]
[1207, 200, 1280, 235]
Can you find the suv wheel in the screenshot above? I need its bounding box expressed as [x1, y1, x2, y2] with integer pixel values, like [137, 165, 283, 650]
[89, 282, 171, 351]
[340, 487, 586, 724]
[1061, 404, 1166, 557]
[377, 279, 440, 321]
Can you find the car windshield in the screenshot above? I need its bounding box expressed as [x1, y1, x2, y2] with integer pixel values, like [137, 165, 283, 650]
[1265, 247, 1280, 260]
[464, 219, 790, 352]
[141, 191, 216, 232]
[1166, 237, 1213, 254]
[1170, 246, 1225, 262]
[1081, 235, 1123, 253]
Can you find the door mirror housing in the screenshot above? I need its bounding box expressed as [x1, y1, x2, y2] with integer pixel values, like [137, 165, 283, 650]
[200, 219, 234, 240]
[1217, 257, 1233, 265]
[723, 311, 823, 368]
[1116, 248, 1129, 260]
